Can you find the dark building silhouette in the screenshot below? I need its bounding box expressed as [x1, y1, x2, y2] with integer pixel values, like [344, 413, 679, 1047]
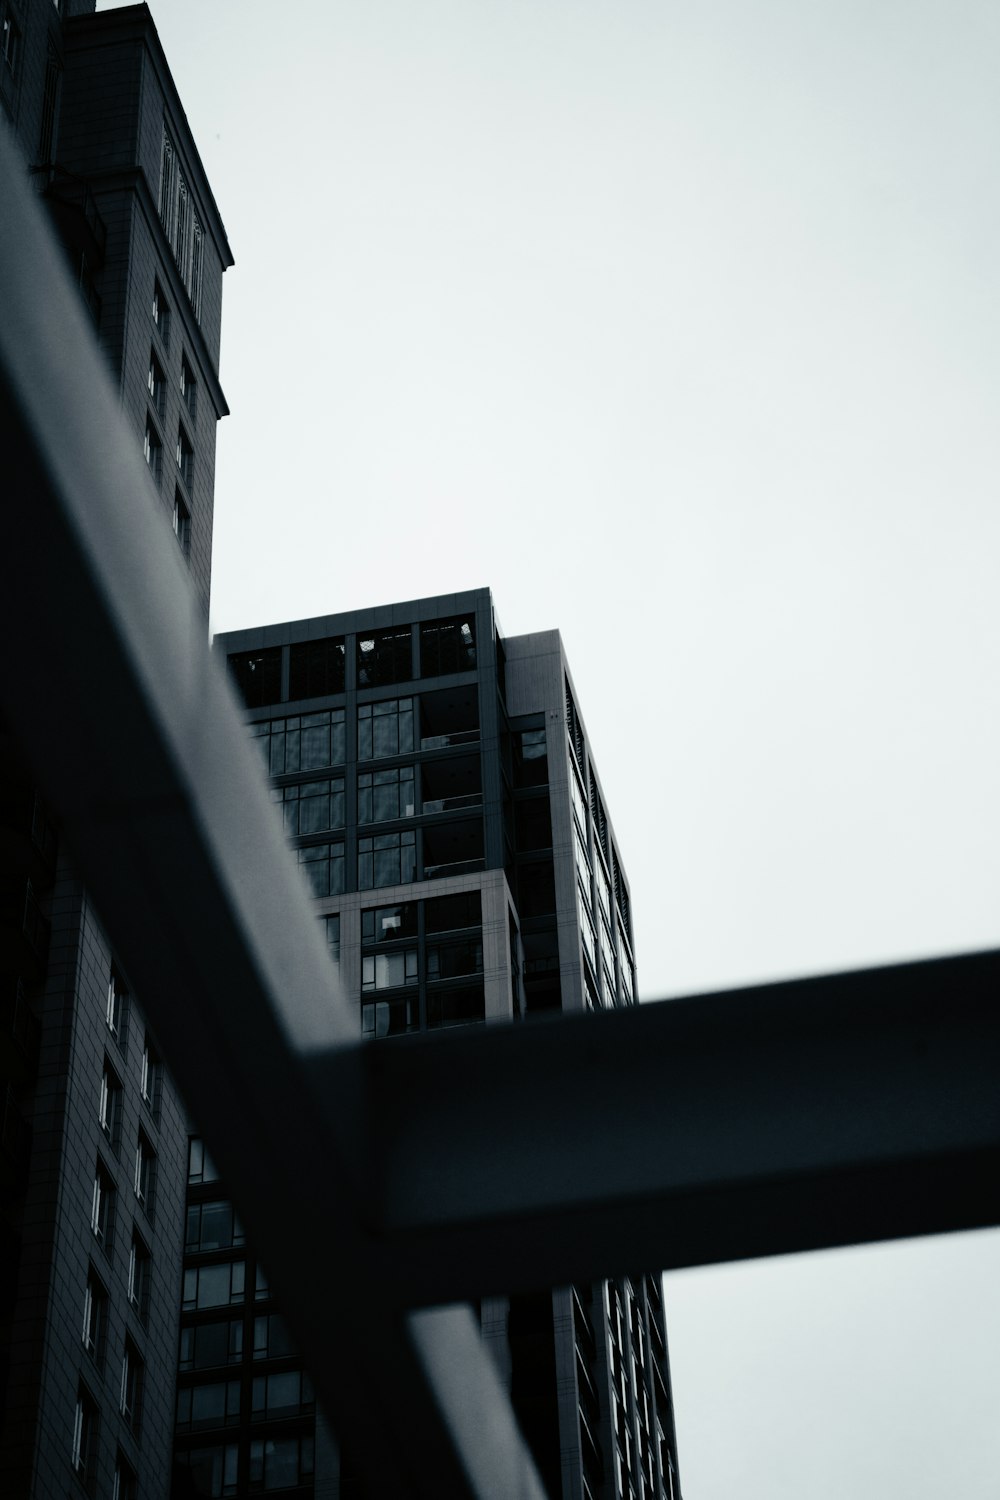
[213, 592, 683, 1500]
[0, 4, 231, 1495]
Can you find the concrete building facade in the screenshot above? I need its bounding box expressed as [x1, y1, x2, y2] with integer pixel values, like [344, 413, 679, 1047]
[0, 5, 231, 1495]
[212, 591, 683, 1500]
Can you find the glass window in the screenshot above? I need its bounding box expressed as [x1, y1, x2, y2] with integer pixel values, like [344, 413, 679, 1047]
[254, 1264, 269, 1302]
[251, 1369, 314, 1420]
[175, 1444, 239, 1498]
[426, 983, 486, 1031]
[176, 1380, 241, 1430]
[173, 490, 192, 558]
[361, 996, 417, 1040]
[358, 765, 415, 823]
[91, 1163, 114, 1251]
[113, 1452, 138, 1500]
[424, 890, 482, 934]
[134, 1132, 156, 1216]
[518, 860, 557, 919]
[289, 636, 345, 699]
[253, 1314, 295, 1361]
[357, 627, 412, 687]
[578, 885, 597, 973]
[186, 1201, 244, 1253]
[618, 926, 635, 1006]
[357, 697, 414, 760]
[361, 902, 418, 943]
[188, 1137, 220, 1185]
[82, 1270, 107, 1366]
[182, 1261, 245, 1311]
[591, 774, 609, 860]
[573, 824, 591, 890]
[72, 1388, 98, 1490]
[296, 842, 345, 898]
[147, 348, 165, 416]
[152, 280, 170, 346]
[158, 127, 206, 318]
[140, 1035, 162, 1120]
[514, 796, 552, 851]
[271, 777, 344, 836]
[249, 1434, 314, 1491]
[600, 919, 617, 1005]
[144, 418, 162, 481]
[420, 614, 477, 677]
[98, 1059, 122, 1146]
[358, 830, 416, 890]
[120, 1339, 143, 1434]
[128, 1232, 151, 1323]
[228, 648, 282, 709]
[426, 939, 483, 981]
[179, 1319, 243, 1372]
[362, 949, 418, 990]
[595, 853, 612, 928]
[566, 681, 585, 771]
[181, 354, 197, 419]
[571, 766, 588, 836]
[323, 913, 340, 966]
[106, 968, 128, 1049]
[250, 709, 346, 775]
[514, 726, 548, 787]
[2, 9, 21, 76]
[613, 850, 632, 942]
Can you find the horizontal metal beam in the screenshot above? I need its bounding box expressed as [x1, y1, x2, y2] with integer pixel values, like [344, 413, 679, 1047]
[0, 130, 544, 1500]
[332, 946, 1000, 1307]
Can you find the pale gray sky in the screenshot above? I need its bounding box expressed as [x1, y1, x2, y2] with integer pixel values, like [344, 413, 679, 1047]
[108, 0, 1000, 1492]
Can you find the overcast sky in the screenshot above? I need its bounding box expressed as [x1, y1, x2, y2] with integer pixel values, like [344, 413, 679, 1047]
[103, 0, 1000, 1492]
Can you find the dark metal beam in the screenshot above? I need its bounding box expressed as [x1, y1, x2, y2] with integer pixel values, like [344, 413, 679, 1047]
[332, 946, 1000, 1308]
[0, 130, 545, 1500]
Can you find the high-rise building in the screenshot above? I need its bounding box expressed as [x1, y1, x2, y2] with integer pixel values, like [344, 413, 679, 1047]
[209, 590, 683, 1500]
[0, 5, 231, 1495]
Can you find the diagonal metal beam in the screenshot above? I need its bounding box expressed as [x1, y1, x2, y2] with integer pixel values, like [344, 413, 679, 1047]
[0, 129, 544, 1500]
[3, 123, 999, 1499]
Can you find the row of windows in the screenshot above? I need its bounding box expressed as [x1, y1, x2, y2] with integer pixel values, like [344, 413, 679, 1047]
[150, 280, 198, 420]
[78, 1294, 145, 1441]
[293, 819, 486, 898]
[147, 342, 197, 423]
[147, 282, 198, 559]
[159, 127, 205, 319]
[268, 763, 483, 838]
[91, 1137, 156, 1250]
[174, 1435, 314, 1496]
[144, 406, 195, 501]
[182, 1259, 269, 1311]
[105, 970, 163, 1101]
[355, 890, 482, 946]
[565, 677, 634, 947]
[175, 1368, 314, 1431]
[230, 613, 478, 709]
[83, 1240, 149, 1377]
[73, 1385, 138, 1498]
[179, 1312, 295, 1372]
[248, 697, 480, 774]
[186, 1199, 245, 1254]
[361, 938, 484, 992]
[362, 982, 486, 1039]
